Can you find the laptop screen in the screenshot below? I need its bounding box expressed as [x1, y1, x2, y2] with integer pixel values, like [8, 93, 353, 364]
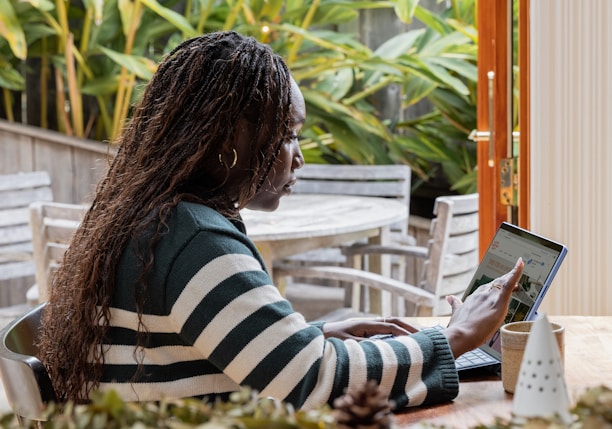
[462, 222, 567, 354]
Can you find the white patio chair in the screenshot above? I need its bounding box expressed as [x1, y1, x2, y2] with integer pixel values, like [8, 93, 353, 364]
[277, 194, 479, 319]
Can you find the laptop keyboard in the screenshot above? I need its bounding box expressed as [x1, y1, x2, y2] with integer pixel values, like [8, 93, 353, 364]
[427, 325, 499, 370]
[455, 347, 499, 369]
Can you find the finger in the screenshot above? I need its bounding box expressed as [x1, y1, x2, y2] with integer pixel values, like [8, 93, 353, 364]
[446, 295, 462, 312]
[385, 318, 420, 334]
[379, 323, 412, 337]
[500, 257, 524, 293]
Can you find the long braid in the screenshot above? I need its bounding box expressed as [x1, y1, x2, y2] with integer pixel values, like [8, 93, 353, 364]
[38, 31, 293, 403]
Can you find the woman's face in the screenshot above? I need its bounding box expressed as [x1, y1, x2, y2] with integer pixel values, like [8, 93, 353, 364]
[246, 78, 305, 212]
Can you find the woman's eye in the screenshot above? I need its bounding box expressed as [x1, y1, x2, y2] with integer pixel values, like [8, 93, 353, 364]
[282, 133, 298, 143]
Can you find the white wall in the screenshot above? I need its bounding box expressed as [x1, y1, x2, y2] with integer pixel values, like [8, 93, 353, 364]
[530, 0, 612, 315]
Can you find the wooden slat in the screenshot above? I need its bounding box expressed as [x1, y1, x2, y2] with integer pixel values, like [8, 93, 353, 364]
[441, 249, 479, 277]
[0, 188, 54, 210]
[449, 212, 479, 235]
[0, 261, 35, 281]
[0, 171, 51, 191]
[0, 207, 29, 228]
[294, 164, 411, 205]
[0, 225, 31, 246]
[446, 231, 479, 254]
[0, 171, 54, 306]
[44, 218, 81, 242]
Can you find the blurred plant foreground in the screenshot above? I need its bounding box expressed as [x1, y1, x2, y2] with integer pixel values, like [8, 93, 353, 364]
[0, 0, 478, 196]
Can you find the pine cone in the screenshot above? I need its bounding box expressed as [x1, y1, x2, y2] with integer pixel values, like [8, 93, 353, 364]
[333, 380, 395, 429]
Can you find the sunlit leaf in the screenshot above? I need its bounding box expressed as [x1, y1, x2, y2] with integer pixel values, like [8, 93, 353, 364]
[315, 68, 354, 101]
[0, 1, 27, 59]
[421, 59, 468, 94]
[117, 0, 142, 38]
[374, 29, 424, 59]
[21, 0, 55, 12]
[413, 4, 449, 34]
[97, 46, 156, 79]
[140, 0, 198, 37]
[428, 56, 477, 81]
[393, 0, 419, 24]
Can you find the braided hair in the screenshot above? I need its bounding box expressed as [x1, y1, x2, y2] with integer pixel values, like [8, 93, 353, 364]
[38, 31, 294, 403]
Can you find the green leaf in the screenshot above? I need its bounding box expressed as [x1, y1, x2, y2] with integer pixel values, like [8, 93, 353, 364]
[97, 46, 156, 80]
[0, 64, 25, 90]
[374, 29, 424, 59]
[81, 76, 120, 96]
[21, 0, 55, 12]
[393, 0, 419, 24]
[420, 31, 472, 56]
[0, 1, 27, 59]
[421, 58, 469, 94]
[312, 5, 358, 26]
[402, 74, 436, 105]
[117, 0, 142, 39]
[303, 89, 391, 140]
[414, 4, 450, 34]
[396, 134, 452, 163]
[249, 0, 277, 20]
[315, 68, 354, 101]
[139, 0, 198, 38]
[428, 56, 477, 81]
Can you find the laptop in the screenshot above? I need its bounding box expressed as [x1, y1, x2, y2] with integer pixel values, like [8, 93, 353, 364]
[449, 221, 568, 372]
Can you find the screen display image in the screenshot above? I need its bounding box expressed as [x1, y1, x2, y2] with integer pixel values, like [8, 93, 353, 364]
[462, 222, 567, 354]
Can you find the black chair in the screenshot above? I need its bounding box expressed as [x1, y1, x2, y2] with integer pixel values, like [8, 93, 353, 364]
[0, 303, 57, 425]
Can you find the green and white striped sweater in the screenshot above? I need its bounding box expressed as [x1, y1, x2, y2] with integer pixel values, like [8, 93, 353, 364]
[97, 201, 459, 409]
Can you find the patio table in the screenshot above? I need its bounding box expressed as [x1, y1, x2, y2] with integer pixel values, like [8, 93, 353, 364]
[393, 315, 612, 428]
[241, 193, 408, 303]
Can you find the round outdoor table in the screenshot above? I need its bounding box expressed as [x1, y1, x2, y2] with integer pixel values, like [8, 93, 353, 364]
[241, 194, 408, 297]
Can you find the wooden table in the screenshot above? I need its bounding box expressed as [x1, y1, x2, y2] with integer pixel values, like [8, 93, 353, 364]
[241, 194, 408, 296]
[394, 316, 612, 428]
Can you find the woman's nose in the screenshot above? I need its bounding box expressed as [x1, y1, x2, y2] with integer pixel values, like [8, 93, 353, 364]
[293, 144, 305, 170]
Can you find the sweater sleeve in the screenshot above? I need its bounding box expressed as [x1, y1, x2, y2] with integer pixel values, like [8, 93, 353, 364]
[165, 224, 459, 410]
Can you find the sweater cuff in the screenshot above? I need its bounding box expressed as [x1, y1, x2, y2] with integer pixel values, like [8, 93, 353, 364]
[420, 327, 459, 404]
[308, 321, 326, 331]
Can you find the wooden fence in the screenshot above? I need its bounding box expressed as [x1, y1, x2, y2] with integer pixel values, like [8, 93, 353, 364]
[0, 120, 113, 307]
[0, 120, 114, 205]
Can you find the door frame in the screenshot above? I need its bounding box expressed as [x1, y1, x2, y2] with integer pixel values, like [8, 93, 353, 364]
[477, 0, 530, 256]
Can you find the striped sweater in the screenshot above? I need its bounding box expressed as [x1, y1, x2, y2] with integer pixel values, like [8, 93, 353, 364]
[98, 201, 459, 409]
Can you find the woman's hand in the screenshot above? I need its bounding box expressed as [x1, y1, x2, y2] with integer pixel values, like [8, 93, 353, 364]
[443, 257, 524, 358]
[322, 317, 420, 341]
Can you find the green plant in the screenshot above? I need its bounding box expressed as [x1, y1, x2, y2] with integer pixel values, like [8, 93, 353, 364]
[1, 385, 611, 429]
[0, 0, 478, 193]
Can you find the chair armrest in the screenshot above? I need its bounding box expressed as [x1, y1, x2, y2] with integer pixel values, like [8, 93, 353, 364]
[274, 264, 436, 308]
[343, 242, 428, 259]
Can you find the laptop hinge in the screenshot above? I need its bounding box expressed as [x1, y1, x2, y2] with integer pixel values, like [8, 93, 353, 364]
[500, 157, 518, 206]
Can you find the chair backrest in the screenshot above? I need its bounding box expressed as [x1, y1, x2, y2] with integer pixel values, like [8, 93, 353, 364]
[293, 164, 412, 233]
[278, 193, 479, 318]
[0, 172, 53, 305]
[422, 193, 479, 315]
[29, 202, 87, 302]
[0, 303, 57, 422]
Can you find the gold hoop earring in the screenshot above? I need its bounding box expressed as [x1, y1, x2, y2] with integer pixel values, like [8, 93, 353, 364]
[229, 148, 238, 169]
[219, 148, 238, 169]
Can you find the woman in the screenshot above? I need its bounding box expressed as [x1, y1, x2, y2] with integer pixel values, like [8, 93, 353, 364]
[39, 31, 524, 410]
